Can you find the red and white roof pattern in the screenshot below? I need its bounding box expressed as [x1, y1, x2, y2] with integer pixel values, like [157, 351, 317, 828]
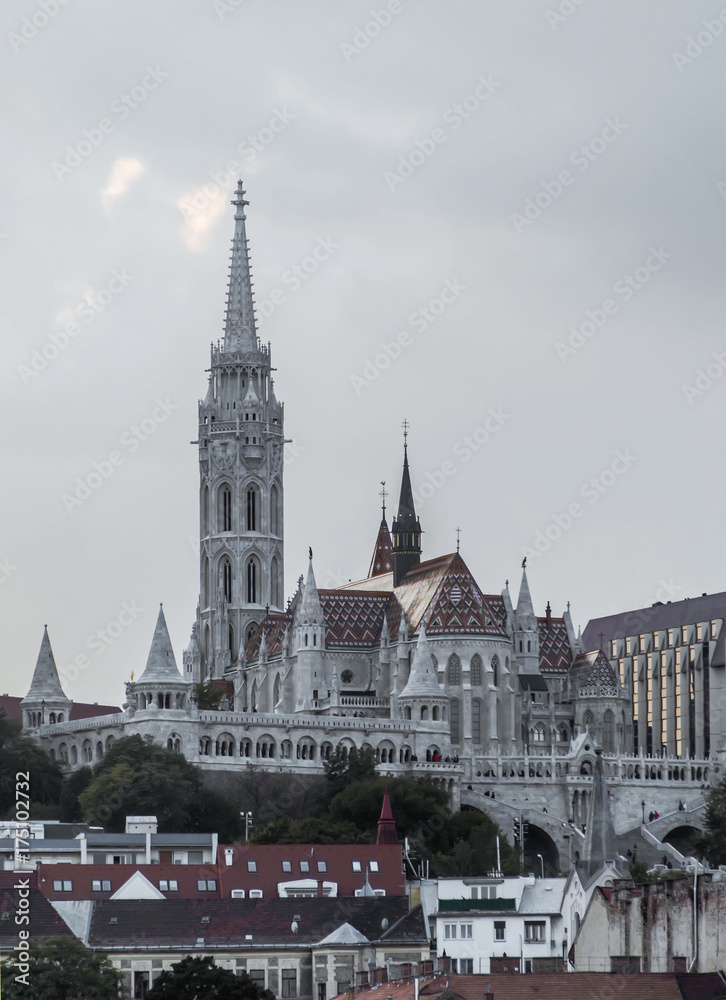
[571, 649, 619, 691]
[246, 554, 575, 667]
[368, 519, 393, 577]
[538, 618, 575, 673]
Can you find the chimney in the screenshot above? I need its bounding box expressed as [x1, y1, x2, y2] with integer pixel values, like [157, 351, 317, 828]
[317, 881, 324, 897]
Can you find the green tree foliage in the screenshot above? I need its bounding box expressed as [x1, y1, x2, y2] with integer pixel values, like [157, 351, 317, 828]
[0, 937, 121, 1000]
[194, 681, 224, 710]
[330, 777, 449, 834]
[252, 815, 368, 844]
[147, 955, 275, 1000]
[427, 810, 519, 876]
[78, 735, 241, 839]
[59, 766, 93, 823]
[698, 774, 726, 865]
[0, 709, 63, 817]
[323, 746, 376, 800]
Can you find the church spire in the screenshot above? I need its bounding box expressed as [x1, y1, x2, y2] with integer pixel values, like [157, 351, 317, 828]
[224, 181, 258, 352]
[368, 482, 393, 578]
[20, 627, 71, 730]
[391, 423, 422, 586]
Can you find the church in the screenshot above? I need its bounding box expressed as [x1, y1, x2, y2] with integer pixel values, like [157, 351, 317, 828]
[19, 184, 714, 873]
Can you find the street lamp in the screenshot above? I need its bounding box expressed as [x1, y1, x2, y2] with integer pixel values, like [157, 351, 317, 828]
[240, 811, 253, 841]
[537, 853, 544, 879]
[641, 800, 645, 824]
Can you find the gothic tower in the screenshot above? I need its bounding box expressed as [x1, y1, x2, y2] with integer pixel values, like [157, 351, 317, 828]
[391, 432, 422, 587]
[188, 182, 284, 681]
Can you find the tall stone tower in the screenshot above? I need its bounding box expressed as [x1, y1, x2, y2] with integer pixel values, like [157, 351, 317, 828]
[187, 182, 284, 682]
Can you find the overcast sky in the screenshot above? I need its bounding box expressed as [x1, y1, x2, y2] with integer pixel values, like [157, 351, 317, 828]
[2, 0, 725, 708]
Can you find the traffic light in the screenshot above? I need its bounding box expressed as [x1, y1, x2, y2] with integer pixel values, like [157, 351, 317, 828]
[522, 822, 530, 839]
[512, 817, 521, 842]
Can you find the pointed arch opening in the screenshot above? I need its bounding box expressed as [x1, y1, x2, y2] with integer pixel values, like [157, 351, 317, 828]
[246, 556, 260, 604]
[246, 485, 260, 532]
[491, 655, 499, 687]
[218, 483, 233, 532]
[271, 555, 281, 609]
[270, 484, 279, 536]
[470, 654, 482, 686]
[447, 653, 461, 686]
[221, 557, 233, 603]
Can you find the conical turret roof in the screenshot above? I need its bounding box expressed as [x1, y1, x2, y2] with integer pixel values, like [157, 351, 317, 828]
[138, 606, 183, 683]
[21, 627, 70, 706]
[515, 565, 537, 629]
[399, 625, 446, 699]
[295, 554, 324, 625]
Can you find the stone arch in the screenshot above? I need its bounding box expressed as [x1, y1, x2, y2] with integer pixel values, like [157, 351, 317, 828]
[377, 740, 396, 764]
[270, 484, 280, 536]
[491, 655, 499, 688]
[70, 745, 78, 765]
[240, 738, 252, 758]
[105, 735, 115, 752]
[81, 739, 93, 763]
[256, 734, 276, 758]
[602, 709, 614, 752]
[96, 741, 104, 761]
[216, 732, 236, 756]
[297, 736, 317, 760]
[270, 555, 281, 608]
[167, 733, 182, 753]
[246, 555, 261, 604]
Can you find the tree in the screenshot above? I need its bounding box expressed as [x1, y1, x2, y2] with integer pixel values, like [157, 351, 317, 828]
[147, 955, 275, 1000]
[78, 735, 242, 839]
[0, 937, 121, 1000]
[194, 681, 224, 710]
[0, 730, 63, 817]
[698, 774, 726, 865]
[252, 815, 369, 844]
[329, 776, 449, 836]
[323, 746, 376, 800]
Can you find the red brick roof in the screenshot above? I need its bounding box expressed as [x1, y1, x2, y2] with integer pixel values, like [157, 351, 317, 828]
[0, 871, 73, 951]
[342, 972, 702, 1000]
[36, 844, 404, 901]
[538, 618, 574, 673]
[0, 695, 120, 721]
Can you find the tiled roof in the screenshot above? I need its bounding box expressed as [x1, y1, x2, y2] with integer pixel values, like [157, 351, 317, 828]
[37, 864, 224, 902]
[319, 592, 391, 647]
[245, 611, 294, 661]
[218, 843, 405, 897]
[570, 650, 618, 692]
[368, 519, 394, 578]
[343, 972, 696, 1000]
[538, 618, 574, 673]
[0, 871, 73, 950]
[88, 897, 418, 949]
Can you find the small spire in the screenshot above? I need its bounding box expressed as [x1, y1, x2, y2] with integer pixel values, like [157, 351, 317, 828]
[456, 527, 461, 554]
[380, 481, 387, 519]
[391, 429, 422, 586]
[516, 564, 536, 624]
[376, 791, 398, 845]
[224, 181, 258, 352]
[296, 553, 324, 625]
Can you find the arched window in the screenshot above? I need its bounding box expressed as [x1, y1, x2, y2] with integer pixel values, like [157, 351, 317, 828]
[202, 484, 209, 537]
[246, 621, 258, 644]
[470, 654, 482, 686]
[221, 557, 232, 603]
[447, 653, 461, 686]
[273, 674, 281, 707]
[246, 486, 258, 531]
[491, 655, 499, 687]
[450, 698, 461, 744]
[584, 710, 595, 731]
[219, 485, 232, 532]
[202, 555, 210, 607]
[602, 709, 614, 752]
[270, 484, 279, 536]
[246, 557, 259, 604]
[533, 723, 546, 743]
[271, 556, 281, 608]
[472, 699, 482, 744]
[228, 624, 235, 653]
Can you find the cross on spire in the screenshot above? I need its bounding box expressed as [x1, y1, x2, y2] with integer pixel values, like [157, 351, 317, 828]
[456, 526, 461, 553]
[379, 481, 388, 519]
[402, 419, 409, 449]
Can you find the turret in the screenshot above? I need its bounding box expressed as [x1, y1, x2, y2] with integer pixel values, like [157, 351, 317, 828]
[130, 606, 192, 714]
[391, 429, 422, 587]
[20, 627, 72, 730]
[513, 564, 540, 673]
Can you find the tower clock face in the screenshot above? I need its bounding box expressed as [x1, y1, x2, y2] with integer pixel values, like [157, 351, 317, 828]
[341, 669, 353, 685]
